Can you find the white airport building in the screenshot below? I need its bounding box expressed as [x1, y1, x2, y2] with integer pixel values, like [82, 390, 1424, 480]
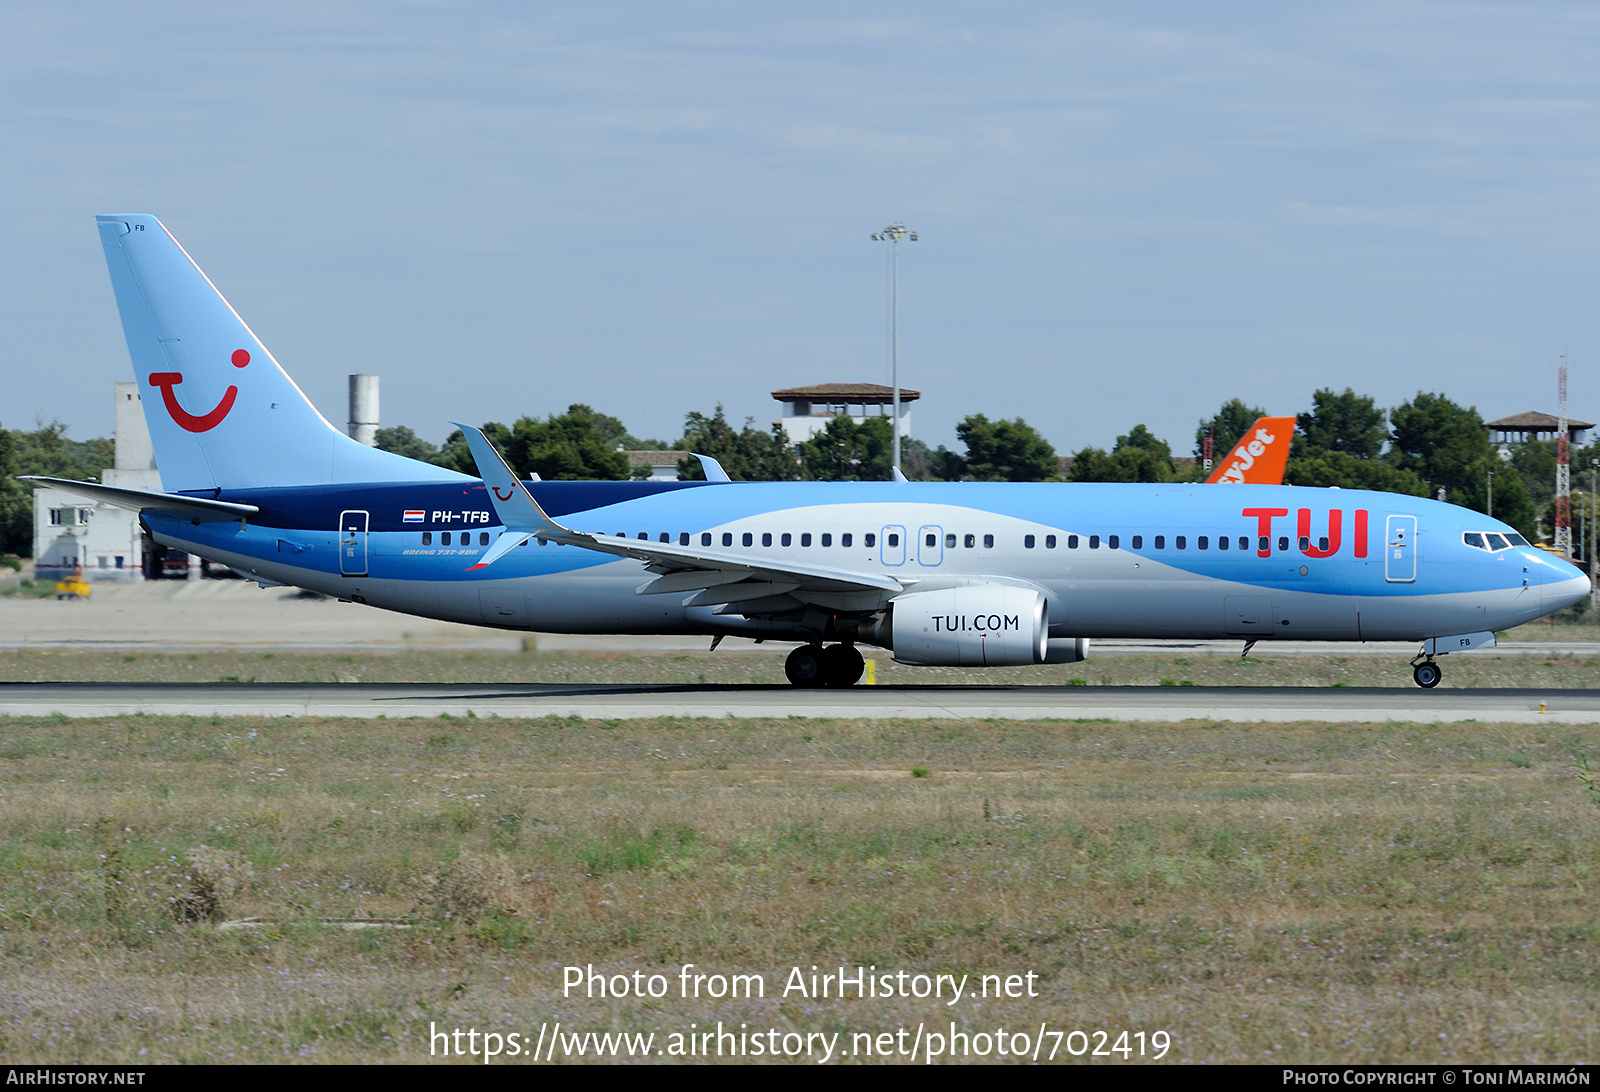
[772, 382, 918, 444]
[31, 382, 163, 582]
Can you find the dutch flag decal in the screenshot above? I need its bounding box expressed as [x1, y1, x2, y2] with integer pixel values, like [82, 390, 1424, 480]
[403, 510, 425, 523]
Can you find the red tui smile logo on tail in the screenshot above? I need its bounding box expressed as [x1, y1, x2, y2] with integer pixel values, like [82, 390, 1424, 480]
[493, 487, 515, 501]
[148, 349, 250, 432]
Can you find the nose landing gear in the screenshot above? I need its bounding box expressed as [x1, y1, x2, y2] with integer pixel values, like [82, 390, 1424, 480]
[784, 643, 866, 688]
[1411, 658, 1442, 688]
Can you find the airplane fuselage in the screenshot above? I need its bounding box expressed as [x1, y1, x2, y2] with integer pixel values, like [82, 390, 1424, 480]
[146, 479, 1585, 646]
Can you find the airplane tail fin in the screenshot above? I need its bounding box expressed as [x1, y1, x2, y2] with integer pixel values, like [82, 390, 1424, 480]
[1204, 416, 1296, 485]
[95, 215, 467, 492]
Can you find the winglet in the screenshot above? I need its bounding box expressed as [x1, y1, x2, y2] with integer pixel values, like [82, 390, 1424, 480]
[892, 466, 910, 483]
[453, 424, 585, 566]
[693, 453, 731, 483]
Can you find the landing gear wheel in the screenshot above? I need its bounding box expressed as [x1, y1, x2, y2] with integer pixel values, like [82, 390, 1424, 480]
[1413, 661, 1442, 689]
[785, 644, 827, 687]
[822, 643, 866, 688]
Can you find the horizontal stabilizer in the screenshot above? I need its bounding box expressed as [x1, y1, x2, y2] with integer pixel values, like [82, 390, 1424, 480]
[19, 476, 259, 521]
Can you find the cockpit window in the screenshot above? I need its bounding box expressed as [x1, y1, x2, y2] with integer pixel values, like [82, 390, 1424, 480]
[1463, 532, 1485, 550]
[1485, 533, 1510, 551]
[1505, 532, 1529, 547]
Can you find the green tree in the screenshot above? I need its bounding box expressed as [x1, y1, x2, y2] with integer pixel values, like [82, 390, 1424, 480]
[0, 427, 27, 556]
[1509, 439, 1556, 520]
[958, 415, 1058, 482]
[374, 425, 440, 464]
[900, 437, 964, 481]
[798, 416, 894, 481]
[1296, 388, 1387, 459]
[507, 405, 630, 481]
[676, 406, 800, 482]
[1069, 423, 1174, 483]
[1388, 392, 1536, 538]
[1283, 451, 1427, 495]
[0, 422, 117, 557]
[1195, 398, 1266, 460]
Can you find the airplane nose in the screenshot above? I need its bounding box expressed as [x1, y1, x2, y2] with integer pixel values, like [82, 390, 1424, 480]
[1540, 571, 1591, 615]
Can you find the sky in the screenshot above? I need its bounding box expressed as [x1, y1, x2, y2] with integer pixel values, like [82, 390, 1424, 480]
[3, 2, 1598, 457]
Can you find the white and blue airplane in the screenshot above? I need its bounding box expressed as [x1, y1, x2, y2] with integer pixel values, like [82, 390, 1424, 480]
[26, 215, 1591, 689]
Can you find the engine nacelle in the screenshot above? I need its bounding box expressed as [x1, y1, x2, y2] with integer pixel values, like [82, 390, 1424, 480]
[890, 586, 1049, 666]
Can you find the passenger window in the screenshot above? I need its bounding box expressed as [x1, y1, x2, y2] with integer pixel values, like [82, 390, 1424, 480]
[1198, 536, 1208, 550]
[1297, 536, 1309, 551]
[659, 532, 669, 543]
[637, 532, 648, 540]
[821, 533, 832, 547]
[1463, 532, 1485, 549]
[1277, 536, 1289, 552]
[538, 538, 548, 546]
[1067, 535, 1078, 549]
[701, 533, 712, 547]
[679, 532, 690, 546]
[1024, 534, 1036, 549]
[945, 533, 956, 548]
[422, 532, 432, 545]
[1238, 537, 1248, 551]
[722, 533, 733, 547]
[983, 534, 994, 548]
[1176, 536, 1186, 550]
[964, 534, 976, 548]
[926, 533, 936, 547]
[1218, 535, 1228, 551]
[1318, 537, 1329, 551]
[480, 532, 490, 546]
[842, 533, 853, 547]
[742, 532, 753, 547]
[1045, 535, 1056, 548]
[441, 531, 451, 545]
[887, 533, 898, 547]
[761, 532, 772, 547]
[1131, 535, 1142, 549]
[1089, 535, 1100, 549]
[1154, 535, 1164, 549]
[1486, 533, 1509, 550]
[865, 533, 876, 547]
[1258, 536, 1269, 553]
[1107, 534, 1118, 549]
[782, 533, 792, 547]
[803, 533, 813, 547]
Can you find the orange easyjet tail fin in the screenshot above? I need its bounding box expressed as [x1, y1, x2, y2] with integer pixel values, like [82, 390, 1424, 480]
[1204, 416, 1295, 484]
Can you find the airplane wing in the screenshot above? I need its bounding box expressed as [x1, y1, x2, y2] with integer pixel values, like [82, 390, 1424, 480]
[1204, 416, 1295, 484]
[18, 476, 260, 522]
[454, 426, 904, 615]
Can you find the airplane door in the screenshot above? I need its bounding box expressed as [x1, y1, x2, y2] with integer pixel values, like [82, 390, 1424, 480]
[917, 525, 943, 566]
[339, 510, 369, 577]
[1385, 515, 1416, 583]
[881, 525, 906, 566]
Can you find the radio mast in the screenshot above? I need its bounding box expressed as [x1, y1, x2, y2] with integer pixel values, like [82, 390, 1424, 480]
[1555, 355, 1572, 557]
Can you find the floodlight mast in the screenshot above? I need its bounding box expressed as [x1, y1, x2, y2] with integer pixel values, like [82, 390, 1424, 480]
[871, 223, 917, 476]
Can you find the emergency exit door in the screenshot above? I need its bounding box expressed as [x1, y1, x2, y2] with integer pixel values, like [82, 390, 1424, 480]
[339, 510, 369, 577]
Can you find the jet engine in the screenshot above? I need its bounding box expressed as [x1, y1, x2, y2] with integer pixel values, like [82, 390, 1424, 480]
[889, 585, 1050, 666]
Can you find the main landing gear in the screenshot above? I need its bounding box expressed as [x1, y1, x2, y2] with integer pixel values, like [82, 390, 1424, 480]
[1411, 658, 1442, 689]
[785, 643, 866, 688]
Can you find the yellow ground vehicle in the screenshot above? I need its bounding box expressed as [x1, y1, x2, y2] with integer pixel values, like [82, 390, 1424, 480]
[54, 574, 91, 600]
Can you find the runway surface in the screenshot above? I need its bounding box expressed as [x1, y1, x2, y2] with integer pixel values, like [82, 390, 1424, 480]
[3, 681, 1597, 722]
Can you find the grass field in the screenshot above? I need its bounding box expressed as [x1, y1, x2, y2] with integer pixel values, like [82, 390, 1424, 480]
[1, 646, 1599, 690]
[0, 712, 1596, 1064]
